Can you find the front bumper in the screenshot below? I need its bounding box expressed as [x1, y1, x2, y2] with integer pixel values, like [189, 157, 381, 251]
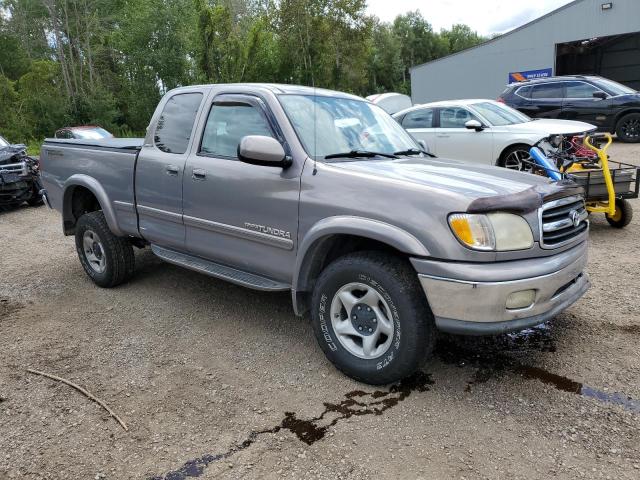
[412, 241, 589, 335]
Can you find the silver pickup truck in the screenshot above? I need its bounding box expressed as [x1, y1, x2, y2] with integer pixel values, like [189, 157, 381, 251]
[40, 84, 590, 384]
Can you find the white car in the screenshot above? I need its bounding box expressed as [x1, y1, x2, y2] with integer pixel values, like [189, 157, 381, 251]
[393, 99, 596, 170]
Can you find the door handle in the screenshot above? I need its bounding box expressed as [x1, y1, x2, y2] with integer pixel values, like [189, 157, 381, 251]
[436, 134, 450, 138]
[166, 165, 179, 175]
[192, 168, 207, 179]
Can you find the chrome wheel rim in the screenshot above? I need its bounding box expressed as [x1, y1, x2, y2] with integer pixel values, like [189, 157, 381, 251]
[504, 149, 532, 171]
[330, 282, 395, 360]
[83, 230, 106, 273]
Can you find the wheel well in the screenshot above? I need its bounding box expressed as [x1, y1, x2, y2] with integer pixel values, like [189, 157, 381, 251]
[64, 186, 101, 234]
[613, 109, 640, 130]
[497, 143, 531, 166]
[294, 234, 408, 315]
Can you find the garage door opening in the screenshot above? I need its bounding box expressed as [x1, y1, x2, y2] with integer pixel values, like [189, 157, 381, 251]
[555, 32, 640, 90]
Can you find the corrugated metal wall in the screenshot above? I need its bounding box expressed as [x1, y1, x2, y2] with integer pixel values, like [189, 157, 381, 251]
[410, 0, 640, 103]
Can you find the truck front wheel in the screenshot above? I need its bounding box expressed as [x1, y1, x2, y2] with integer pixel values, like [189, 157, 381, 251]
[75, 211, 135, 288]
[311, 251, 435, 385]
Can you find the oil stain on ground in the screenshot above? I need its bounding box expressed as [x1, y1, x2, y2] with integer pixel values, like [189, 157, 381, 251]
[150, 372, 433, 479]
[438, 323, 640, 413]
[152, 324, 640, 479]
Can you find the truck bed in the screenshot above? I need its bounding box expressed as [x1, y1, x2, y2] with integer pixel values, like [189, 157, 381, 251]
[43, 138, 144, 150]
[40, 138, 144, 237]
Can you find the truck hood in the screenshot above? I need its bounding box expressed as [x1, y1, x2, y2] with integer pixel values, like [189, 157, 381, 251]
[329, 157, 551, 201]
[507, 119, 596, 135]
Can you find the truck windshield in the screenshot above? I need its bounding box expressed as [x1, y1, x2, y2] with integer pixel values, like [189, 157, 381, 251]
[278, 94, 419, 159]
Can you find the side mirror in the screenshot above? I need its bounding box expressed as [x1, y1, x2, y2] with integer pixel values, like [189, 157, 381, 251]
[465, 119, 484, 131]
[593, 91, 608, 100]
[238, 135, 291, 168]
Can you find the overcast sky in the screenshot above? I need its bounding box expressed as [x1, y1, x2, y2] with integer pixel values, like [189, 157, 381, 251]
[366, 0, 575, 36]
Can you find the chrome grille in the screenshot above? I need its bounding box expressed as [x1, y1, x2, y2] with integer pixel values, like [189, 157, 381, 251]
[539, 196, 588, 249]
[0, 161, 27, 176]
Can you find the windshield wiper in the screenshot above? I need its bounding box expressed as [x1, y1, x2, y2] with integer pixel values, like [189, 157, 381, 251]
[324, 150, 399, 160]
[394, 147, 437, 158]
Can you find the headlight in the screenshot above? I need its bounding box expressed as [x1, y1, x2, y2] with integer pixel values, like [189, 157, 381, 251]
[448, 213, 533, 251]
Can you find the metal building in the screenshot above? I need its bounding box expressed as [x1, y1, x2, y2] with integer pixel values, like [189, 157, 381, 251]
[410, 0, 640, 103]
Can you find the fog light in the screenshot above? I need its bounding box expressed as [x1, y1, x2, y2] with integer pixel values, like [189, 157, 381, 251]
[506, 290, 536, 310]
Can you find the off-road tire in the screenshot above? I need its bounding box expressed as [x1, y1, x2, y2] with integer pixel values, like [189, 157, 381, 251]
[75, 211, 135, 287]
[606, 198, 633, 228]
[311, 251, 435, 385]
[615, 113, 640, 143]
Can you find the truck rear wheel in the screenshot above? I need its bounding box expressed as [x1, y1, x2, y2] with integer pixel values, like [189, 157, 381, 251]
[311, 251, 434, 385]
[75, 211, 135, 287]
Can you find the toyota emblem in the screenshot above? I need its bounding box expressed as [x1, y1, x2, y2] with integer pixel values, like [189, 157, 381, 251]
[570, 209, 581, 227]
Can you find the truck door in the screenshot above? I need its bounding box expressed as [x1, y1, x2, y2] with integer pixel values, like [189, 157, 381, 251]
[135, 91, 206, 250]
[182, 93, 299, 282]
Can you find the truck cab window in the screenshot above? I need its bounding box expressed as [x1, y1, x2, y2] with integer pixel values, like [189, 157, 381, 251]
[200, 103, 274, 158]
[154, 93, 203, 154]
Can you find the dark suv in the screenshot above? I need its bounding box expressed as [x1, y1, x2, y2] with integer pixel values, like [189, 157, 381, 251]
[499, 75, 640, 143]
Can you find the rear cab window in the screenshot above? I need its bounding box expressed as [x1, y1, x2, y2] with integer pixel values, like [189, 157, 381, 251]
[154, 92, 204, 154]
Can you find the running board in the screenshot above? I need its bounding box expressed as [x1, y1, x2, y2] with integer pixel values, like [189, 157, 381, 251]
[151, 245, 290, 292]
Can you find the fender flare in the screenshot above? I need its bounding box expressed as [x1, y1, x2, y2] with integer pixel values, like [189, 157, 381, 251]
[62, 174, 123, 236]
[292, 216, 430, 293]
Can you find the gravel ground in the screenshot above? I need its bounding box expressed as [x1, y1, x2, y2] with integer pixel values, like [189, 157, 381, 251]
[1, 142, 639, 480]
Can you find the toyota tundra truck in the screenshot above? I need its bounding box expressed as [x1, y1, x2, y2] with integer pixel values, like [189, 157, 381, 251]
[39, 84, 590, 385]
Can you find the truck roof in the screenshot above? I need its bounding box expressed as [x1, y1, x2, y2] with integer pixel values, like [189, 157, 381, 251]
[168, 83, 364, 101]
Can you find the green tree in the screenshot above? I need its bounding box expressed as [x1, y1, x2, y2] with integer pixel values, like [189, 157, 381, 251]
[275, 0, 371, 93]
[0, 74, 26, 142]
[392, 11, 449, 90]
[16, 60, 70, 138]
[441, 24, 486, 54]
[0, 33, 32, 81]
[368, 21, 404, 93]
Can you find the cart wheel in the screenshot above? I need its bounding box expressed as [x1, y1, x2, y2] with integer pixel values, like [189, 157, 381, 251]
[606, 199, 633, 228]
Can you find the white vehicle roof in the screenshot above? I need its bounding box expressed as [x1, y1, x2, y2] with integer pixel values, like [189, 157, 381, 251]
[394, 99, 501, 117]
[367, 93, 413, 115]
[394, 99, 596, 135]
